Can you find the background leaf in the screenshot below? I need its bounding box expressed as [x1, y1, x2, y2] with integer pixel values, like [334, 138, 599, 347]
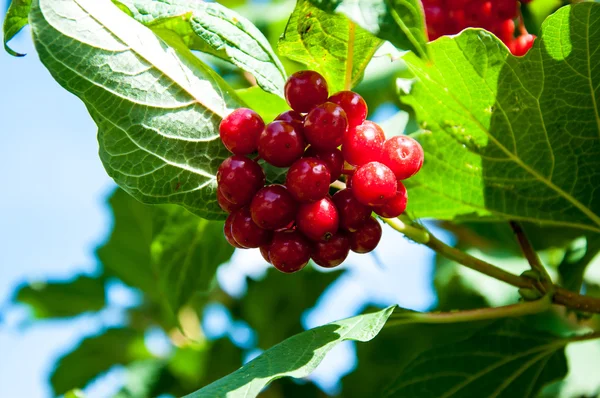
[278, 0, 382, 93]
[116, 0, 287, 97]
[31, 0, 243, 220]
[235, 86, 288, 122]
[401, 3, 600, 233]
[3, 0, 32, 56]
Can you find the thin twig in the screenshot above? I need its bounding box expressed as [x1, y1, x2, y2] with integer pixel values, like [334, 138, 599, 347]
[509, 221, 553, 284]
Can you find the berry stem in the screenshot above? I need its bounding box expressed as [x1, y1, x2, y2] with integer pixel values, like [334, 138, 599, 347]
[509, 221, 553, 285]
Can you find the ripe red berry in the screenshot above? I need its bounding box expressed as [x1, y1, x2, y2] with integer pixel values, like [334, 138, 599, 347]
[342, 120, 385, 166]
[297, 197, 339, 242]
[258, 121, 306, 167]
[217, 187, 243, 213]
[260, 245, 271, 264]
[230, 207, 273, 248]
[275, 110, 305, 132]
[511, 34, 535, 56]
[332, 188, 372, 232]
[495, 19, 515, 44]
[304, 146, 344, 182]
[250, 184, 298, 230]
[217, 156, 265, 205]
[349, 216, 382, 253]
[493, 0, 517, 20]
[219, 108, 265, 155]
[286, 157, 331, 202]
[303, 102, 348, 151]
[269, 230, 312, 273]
[352, 162, 397, 206]
[373, 182, 408, 218]
[312, 232, 350, 268]
[328, 91, 368, 128]
[224, 213, 244, 248]
[284, 70, 329, 113]
[381, 135, 424, 180]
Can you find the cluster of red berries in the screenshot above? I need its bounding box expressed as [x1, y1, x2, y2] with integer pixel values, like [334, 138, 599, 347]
[423, 0, 536, 56]
[217, 70, 424, 274]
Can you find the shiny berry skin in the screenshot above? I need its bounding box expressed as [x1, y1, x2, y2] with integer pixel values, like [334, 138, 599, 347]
[352, 162, 397, 206]
[296, 197, 339, 242]
[219, 108, 265, 155]
[217, 188, 243, 213]
[311, 232, 350, 268]
[373, 182, 408, 218]
[224, 213, 244, 248]
[511, 34, 535, 56]
[250, 184, 298, 230]
[342, 120, 385, 166]
[328, 91, 368, 128]
[332, 188, 371, 232]
[284, 70, 329, 113]
[349, 216, 382, 254]
[260, 245, 271, 264]
[217, 156, 265, 205]
[286, 157, 331, 202]
[381, 135, 424, 180]
[276, 110, 305, 132]
[269, 230, 312, 273]
[258, 121, 306, 167]
[303, 102, 348, 151]
[230, 207, 273, 248]
[304, 146, 344, 182]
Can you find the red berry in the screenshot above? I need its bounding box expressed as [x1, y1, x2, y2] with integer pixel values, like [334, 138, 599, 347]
[348, 216, 382, 253]
[230, 207, 272, 248]
[511, 34, 535, 56]
[269, 230, 312, 273]
[260, 245, 271, 264]
[275, 110, 305, 132]
[286, 157, 331, 202]
[328, 91, 368, 128]
[219, 108, 265, 155]
[494, 19, 515, 44]
[217, 156, 265, 205]
[250, 184, 298, 230]
[303, 102, 348, 151]
[304, 146, 344, 182]
[224, 213, 244, 248]
[373, 182, 408, 218]
[381, 135, 424, 180]
[284, 70, 329, 113]
[312, 232, 350, 268]
[342, 120, 385, 166]
[297, 197, 339, 242]
[332, 188, 372, 232]
[493, 0, 518, 20]
[258, 121, 306, 167]
[217, 187, 243, 213]
[352, 162, 397, 206]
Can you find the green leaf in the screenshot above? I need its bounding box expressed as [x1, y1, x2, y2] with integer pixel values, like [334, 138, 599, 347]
[30, 0, 244, 220]
[382, 319, 569, 397]
[14, 275, 106, 319]
[187, 306, 395, 397]
[558, 234, 600, 292]
[401, 3, 600, 233]
[115, 0, 286, 97]
[307, 0, 428, 59]
[51, 328, 153, 395]
[236, 86, 288, 122]
[278, 0, 382, 93]
[3, 0, 32, 56]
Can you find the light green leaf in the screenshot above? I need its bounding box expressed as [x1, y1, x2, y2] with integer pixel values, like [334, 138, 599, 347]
[187, 306, 395, 398]
[14, 275, 106, 319]
[236, 86, 288, 122]
[30, 0, 244, 220]
[307, 0, 428, 59]
[401, 3, 600, 233]
[279, 0, 382, 93]
[3, 0, 32, 56]
[115, 0, 286, 97]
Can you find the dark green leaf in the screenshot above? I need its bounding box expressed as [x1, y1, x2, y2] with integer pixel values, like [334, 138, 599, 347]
[14, 275, 106, 319]
[31, 0, 243, 219]
[236, 86, 288, 122]
[279, 0, 382, 93]
[558, 235, 600, 292]
[115, 0, 286, 96]
[187, 306, 395, 397]
[3, 0, 32, 56]
[401, 3, 600, 233]
[51, 328, 153, 395]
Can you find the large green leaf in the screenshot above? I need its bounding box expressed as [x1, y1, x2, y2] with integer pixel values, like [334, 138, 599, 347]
[30, 0, 243, 220]
[115, 0, 286, 97]
[14, 275, 106, 319]
[400, 3, 600, 233]
[307, 0, 428, 59]
[235, 86, 288, 122]
[3, 0, 32, 56]
[278, 0, 382, 93]
[51, 328, 153, 395]
[187, 306, 395, 397]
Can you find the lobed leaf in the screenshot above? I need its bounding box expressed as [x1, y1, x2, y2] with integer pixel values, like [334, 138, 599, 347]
[3, 0, 32, 56]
